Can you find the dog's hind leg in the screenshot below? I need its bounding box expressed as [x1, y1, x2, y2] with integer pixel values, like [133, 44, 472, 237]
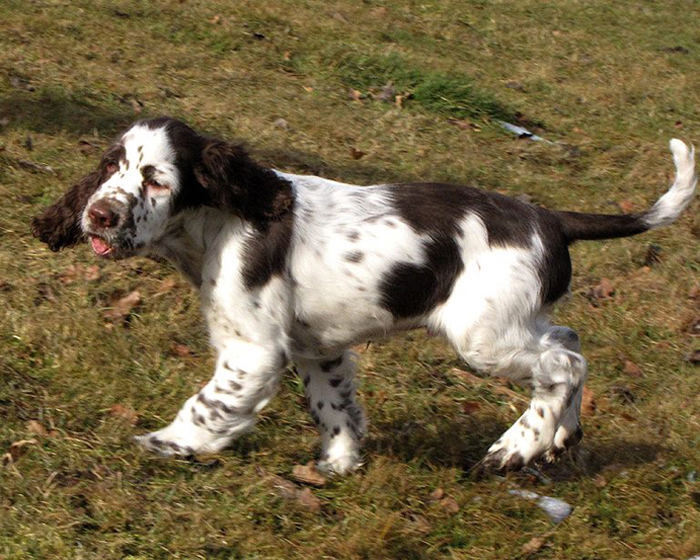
[294, 351, 366, 475]
[470, 325, 587, 470]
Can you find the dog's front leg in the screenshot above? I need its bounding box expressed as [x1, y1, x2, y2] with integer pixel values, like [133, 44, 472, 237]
[136, 340, 287, 456]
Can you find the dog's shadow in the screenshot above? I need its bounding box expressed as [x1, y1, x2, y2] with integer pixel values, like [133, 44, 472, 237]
[365, 413, 665, 480]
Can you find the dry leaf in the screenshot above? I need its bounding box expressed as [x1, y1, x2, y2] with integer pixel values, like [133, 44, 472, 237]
[348, 88, 363, 102]
[296, 487, 322, 512]
[349, 147, 366, 160]
[303, 86, 314, 93]
[261, 468, 322, 512]
[104, 290, 141, 321]
[7, 439, 37, 462]
[171, 343, 192, 358]
[78, 139, 99, 154]
[331, 11, 349, 24]
[395, 94, 404, 108]
[375, 82, 395, 103]
[283, 51, 291, 61]
[110, 404, 139, 425]
[427, 488, 445, 501]
[26, 420, 54, 437]
[209, 14, 221, 24]
[588, 278, 615, 301]
[461, 401, 481, 415]
[521, 536, 545, 555]
[623, 360, 644, 378]
[439, 496, 460, 514]
[581, 386, 596, 416]
[84, 265, 101, 281]
[57, 264, 80, 284]
[618, 200, 635, 213]
[291, 462, 326, 487]
[154, 278, 177, 296]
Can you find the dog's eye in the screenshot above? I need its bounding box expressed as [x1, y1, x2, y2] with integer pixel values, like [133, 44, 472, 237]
[106, 162, 118, 174]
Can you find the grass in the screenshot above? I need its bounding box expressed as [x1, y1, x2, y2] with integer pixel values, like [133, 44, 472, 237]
[1, 0, 700, 558]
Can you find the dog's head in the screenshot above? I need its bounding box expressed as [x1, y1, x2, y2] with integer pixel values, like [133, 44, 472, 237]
[32, 117, 293, 258]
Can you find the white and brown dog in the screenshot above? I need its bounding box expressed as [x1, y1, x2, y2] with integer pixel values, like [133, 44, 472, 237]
[32, 117, 696, 474]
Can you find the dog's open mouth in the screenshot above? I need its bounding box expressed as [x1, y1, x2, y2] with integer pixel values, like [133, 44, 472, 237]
[90, 235, 113, 257]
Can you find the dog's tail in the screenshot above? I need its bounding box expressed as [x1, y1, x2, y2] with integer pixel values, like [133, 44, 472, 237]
[555, 139, 696, 243]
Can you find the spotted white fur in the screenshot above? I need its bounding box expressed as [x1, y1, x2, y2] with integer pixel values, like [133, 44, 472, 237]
[31, 118, 695, 475]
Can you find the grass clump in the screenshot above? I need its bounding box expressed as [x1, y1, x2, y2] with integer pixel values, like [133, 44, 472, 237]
[332, 50, 516, 121]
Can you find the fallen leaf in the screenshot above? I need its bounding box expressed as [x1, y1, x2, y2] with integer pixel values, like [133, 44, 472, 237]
[171, 343, 193, 358]
[618, 200, 635, 214]
[439, 496, 460, 514]
[273, 118, 290, 130]
[303, 86, 314, 93]
[78, 139, 99, 154]
[154, 278, 177, 296]
[209, 14, 221, 24]
[348, 88, 363, 102]
[104, 290, 141, 322]
[374, 82, 395, 103]
[623, 360, 644, 378]
[461, 401, 481, 415]
[291, 462, 326, 486]
[7, 439, 37, 462]
[521, 536, 545, 555]
[296, 487, 322, 512]
[259, 468, 323, 512]
[427, 488, 445, 501]
[593, 474, 607, 488]
[84, 265, 101, 281]
[395, 94, 404, 108]
[587, 278, 615, 302]
[57, 264, 80, 284]
[332, 11, 349, 24]
[689, 285, 700, 299]
[283, 51, 291, 61]
[581, 386, 596, 416]
[26, 420, 55, 437]
[110, 404, 139, 425]
[349, 147, 366, 160]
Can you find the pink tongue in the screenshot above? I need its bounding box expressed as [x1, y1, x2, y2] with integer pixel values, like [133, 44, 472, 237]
[90, 236, 112, 255]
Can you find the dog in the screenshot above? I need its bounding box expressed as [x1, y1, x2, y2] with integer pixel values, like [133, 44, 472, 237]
[31, 117, 696, 474]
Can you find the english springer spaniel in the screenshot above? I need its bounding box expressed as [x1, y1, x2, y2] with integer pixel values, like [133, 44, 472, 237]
[32, 117, 696, 474]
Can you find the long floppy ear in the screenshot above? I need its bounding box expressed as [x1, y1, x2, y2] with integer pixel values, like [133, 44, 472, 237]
[194, 139, 293, 223]
[31, 170, 101, 251]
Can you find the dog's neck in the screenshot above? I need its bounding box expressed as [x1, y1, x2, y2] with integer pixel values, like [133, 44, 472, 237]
[150, 206, 238, 288]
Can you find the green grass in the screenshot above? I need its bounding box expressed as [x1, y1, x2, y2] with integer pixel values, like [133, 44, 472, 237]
[1, 0, 700, 558]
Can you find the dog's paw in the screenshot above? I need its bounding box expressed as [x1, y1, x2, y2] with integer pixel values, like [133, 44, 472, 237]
[542, 424, 583, 463]
[134, 431, 195, 457]
[317, 452, 363, 476]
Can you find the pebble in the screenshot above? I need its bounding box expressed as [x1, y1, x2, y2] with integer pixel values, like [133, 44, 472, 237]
[509, 489, 573, 524]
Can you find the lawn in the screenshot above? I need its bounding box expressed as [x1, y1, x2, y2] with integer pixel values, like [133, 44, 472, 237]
[1, 0, 699, 558]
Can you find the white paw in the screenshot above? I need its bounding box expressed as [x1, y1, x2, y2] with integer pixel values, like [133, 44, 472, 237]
[317, 451, 363, 476]
[135, 424, 230, 457]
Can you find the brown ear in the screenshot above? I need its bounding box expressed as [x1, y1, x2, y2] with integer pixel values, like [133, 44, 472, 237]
[31, 170, 101, 251]
[194, 140, 293, 223]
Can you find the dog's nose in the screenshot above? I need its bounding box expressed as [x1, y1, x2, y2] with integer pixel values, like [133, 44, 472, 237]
[88, 200, 120, 229]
